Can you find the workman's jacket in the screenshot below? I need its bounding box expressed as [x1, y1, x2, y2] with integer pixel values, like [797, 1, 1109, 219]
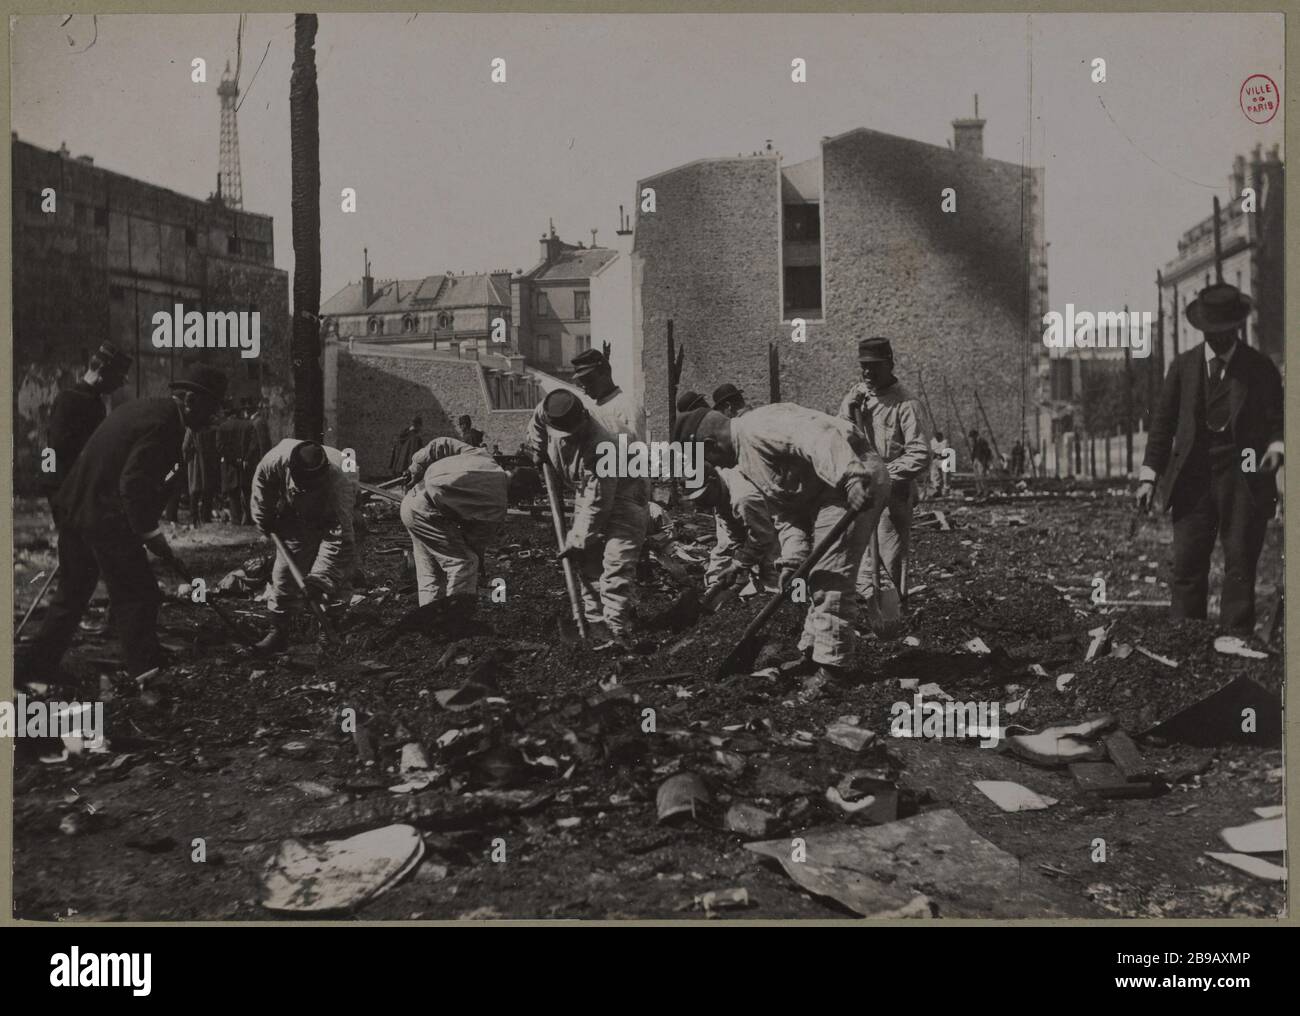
[523, 404, 647, 552]
[408, 437, 509, 523]
[715, 466, 776, 569]
[41, 380, 106, 496]
[731, 403, 885, 515]
[250, 439, 358, 587]
[836, 380, 931, 486]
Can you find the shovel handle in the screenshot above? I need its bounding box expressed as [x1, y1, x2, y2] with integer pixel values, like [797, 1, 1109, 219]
[722, 503, 864, 671]
[541, 461, 590, 641]
[270, 533, 336, 635]
[15, 561, 59, 641]
[361, 481, 403, 504]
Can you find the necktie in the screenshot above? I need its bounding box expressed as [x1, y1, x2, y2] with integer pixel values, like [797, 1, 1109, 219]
[1206, 357, 1230, 432]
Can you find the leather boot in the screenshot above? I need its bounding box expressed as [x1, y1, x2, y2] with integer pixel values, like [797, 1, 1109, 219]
[254, 613, 291, 655]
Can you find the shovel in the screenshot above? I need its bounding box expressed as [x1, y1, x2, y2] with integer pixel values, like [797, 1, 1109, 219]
[271, 533, 338, 640]
[542, 461, 589, 641]
[15, 564, 59, 641]
[716, 506, 863, 678]
[163, 557, 261, 648]
[361, 481, 403, 505]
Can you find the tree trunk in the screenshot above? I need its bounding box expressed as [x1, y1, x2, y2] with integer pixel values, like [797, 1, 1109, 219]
[290, 13, 322, 442]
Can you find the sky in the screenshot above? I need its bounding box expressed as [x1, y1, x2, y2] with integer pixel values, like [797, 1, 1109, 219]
[10, 12, 1284, 314]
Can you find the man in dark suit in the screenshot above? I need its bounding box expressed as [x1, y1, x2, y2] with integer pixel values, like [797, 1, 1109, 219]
[40, 344, 132, 507]
[1137, 282, 1283, 634]
[22, 364, 228, 679]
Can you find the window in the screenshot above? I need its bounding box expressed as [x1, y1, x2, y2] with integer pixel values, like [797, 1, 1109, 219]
[575, 291, 591, 319]
[575, 335, 591, 355]
[437, 312, 453, 329]
[228, 235, 241, 255]
[185, 227, 197, 247]
[535, 291, 549, 316]
[535, 335, 554, 362]
[402, 314, 417, 334]
[367, 317, 382, 336]
[784, 266, 823, 318]
[783, 204, 821, 242]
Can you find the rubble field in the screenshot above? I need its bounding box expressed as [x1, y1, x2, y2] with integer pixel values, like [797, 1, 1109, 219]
[10, 490, 1286, 921]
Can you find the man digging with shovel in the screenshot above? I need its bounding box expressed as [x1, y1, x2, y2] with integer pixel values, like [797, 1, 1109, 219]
[674, 403, 890, 686]
[250, 440, 359, 654]
[524, 389, 649, 650]
[684, 462, 779, 609]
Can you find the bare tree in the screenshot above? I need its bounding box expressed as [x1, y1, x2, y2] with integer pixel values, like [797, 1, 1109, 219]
[290, 13, 322, 441]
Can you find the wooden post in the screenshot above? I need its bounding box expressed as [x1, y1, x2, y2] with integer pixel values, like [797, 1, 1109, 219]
[944, 376, 972, 460]
[1212, 196, 1224, 283]
[1172, 282, 1180, 356]
[666, 319, 679, 437]
[1153, 271, 1165, 425]
[768, 342, 781, 404]
[1123, 306, 1134, 475]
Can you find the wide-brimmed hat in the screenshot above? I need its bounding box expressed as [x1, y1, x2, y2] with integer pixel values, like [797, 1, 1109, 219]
[712, 383, 744, 410]
[1186, 282, 1253, 334]
[857, 337, 894, 363]
[288, 441, 331, 489]
[570, 348, 610, 378]
[170, 364, 228, 403]
[542, 389, 588, 432]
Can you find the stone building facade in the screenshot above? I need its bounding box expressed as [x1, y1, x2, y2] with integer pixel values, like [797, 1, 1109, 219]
[11, 136, 290, 491]
[511, 224, 617, 377]
[631, 119, 1048, 457]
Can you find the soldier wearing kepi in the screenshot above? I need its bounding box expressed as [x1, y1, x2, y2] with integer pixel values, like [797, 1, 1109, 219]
[250, 440, 360, 653]
[21, 364, 226, 681]
[525, 389, 649, 644]
[1137, 282, 1283, 635]
[40, 344, 133, 507]
[400, 437, 509, 607]
[674, 403, 890, 681]
[837, 336, 931, 637]
[570, 347, 646, 441]
[684, 463, 778, 597]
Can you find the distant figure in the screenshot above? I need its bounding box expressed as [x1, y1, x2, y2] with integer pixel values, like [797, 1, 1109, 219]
[456, 414, 486, 448]
[41, 344, 132, 508]
[389, 415, 425, 477]
[712, 383, 748, 418]
[969, 429, 993, 495]
[1009, 440, 1026, 477]
[928, 430, 950, 498]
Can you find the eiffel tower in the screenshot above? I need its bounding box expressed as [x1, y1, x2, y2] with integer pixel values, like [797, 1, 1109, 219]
[217, 60, 243, 209]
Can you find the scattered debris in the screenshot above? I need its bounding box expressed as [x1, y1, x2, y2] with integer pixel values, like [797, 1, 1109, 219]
[1213, 635, 1269, 660]
[1205, 852, 1286, 882]
[823, 720, 875, 753]
[825, 787, 877, 814]
[656, 772, 711, 824]
[1143, 675, 1282, 747]
[725, 803, 778, 839]
[1006, 716, 1114, 767]
[974, 781, 1057, 812]
[1070, 762, 1165, 799]
[693, 888, 751, 914]
[1055, 672, 1077, 691]
[259, 824, 425, 913]
[1219, 817, 1284, 855]
[1134, 646, 1178, 668]
[746, 810, 1060, 918]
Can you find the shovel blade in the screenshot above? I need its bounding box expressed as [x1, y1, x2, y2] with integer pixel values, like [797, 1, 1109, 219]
[717, 635, 760, 679]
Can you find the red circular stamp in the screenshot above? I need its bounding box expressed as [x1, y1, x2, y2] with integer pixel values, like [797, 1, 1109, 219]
[1240, 74, 1279, 124]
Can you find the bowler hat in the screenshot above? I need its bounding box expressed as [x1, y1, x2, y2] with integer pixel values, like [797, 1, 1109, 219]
[170, 363, 228, 403]
[570, 348, 610, 377]
[1186, 283, 1253, 334]
[542, 389, 588, 432]
[672, 406, 712, 445]
[712, 383, 744, 410]
[676, 390, 709, 413]
[288, 441, 331, 488]
[857, 337, 894, 363]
